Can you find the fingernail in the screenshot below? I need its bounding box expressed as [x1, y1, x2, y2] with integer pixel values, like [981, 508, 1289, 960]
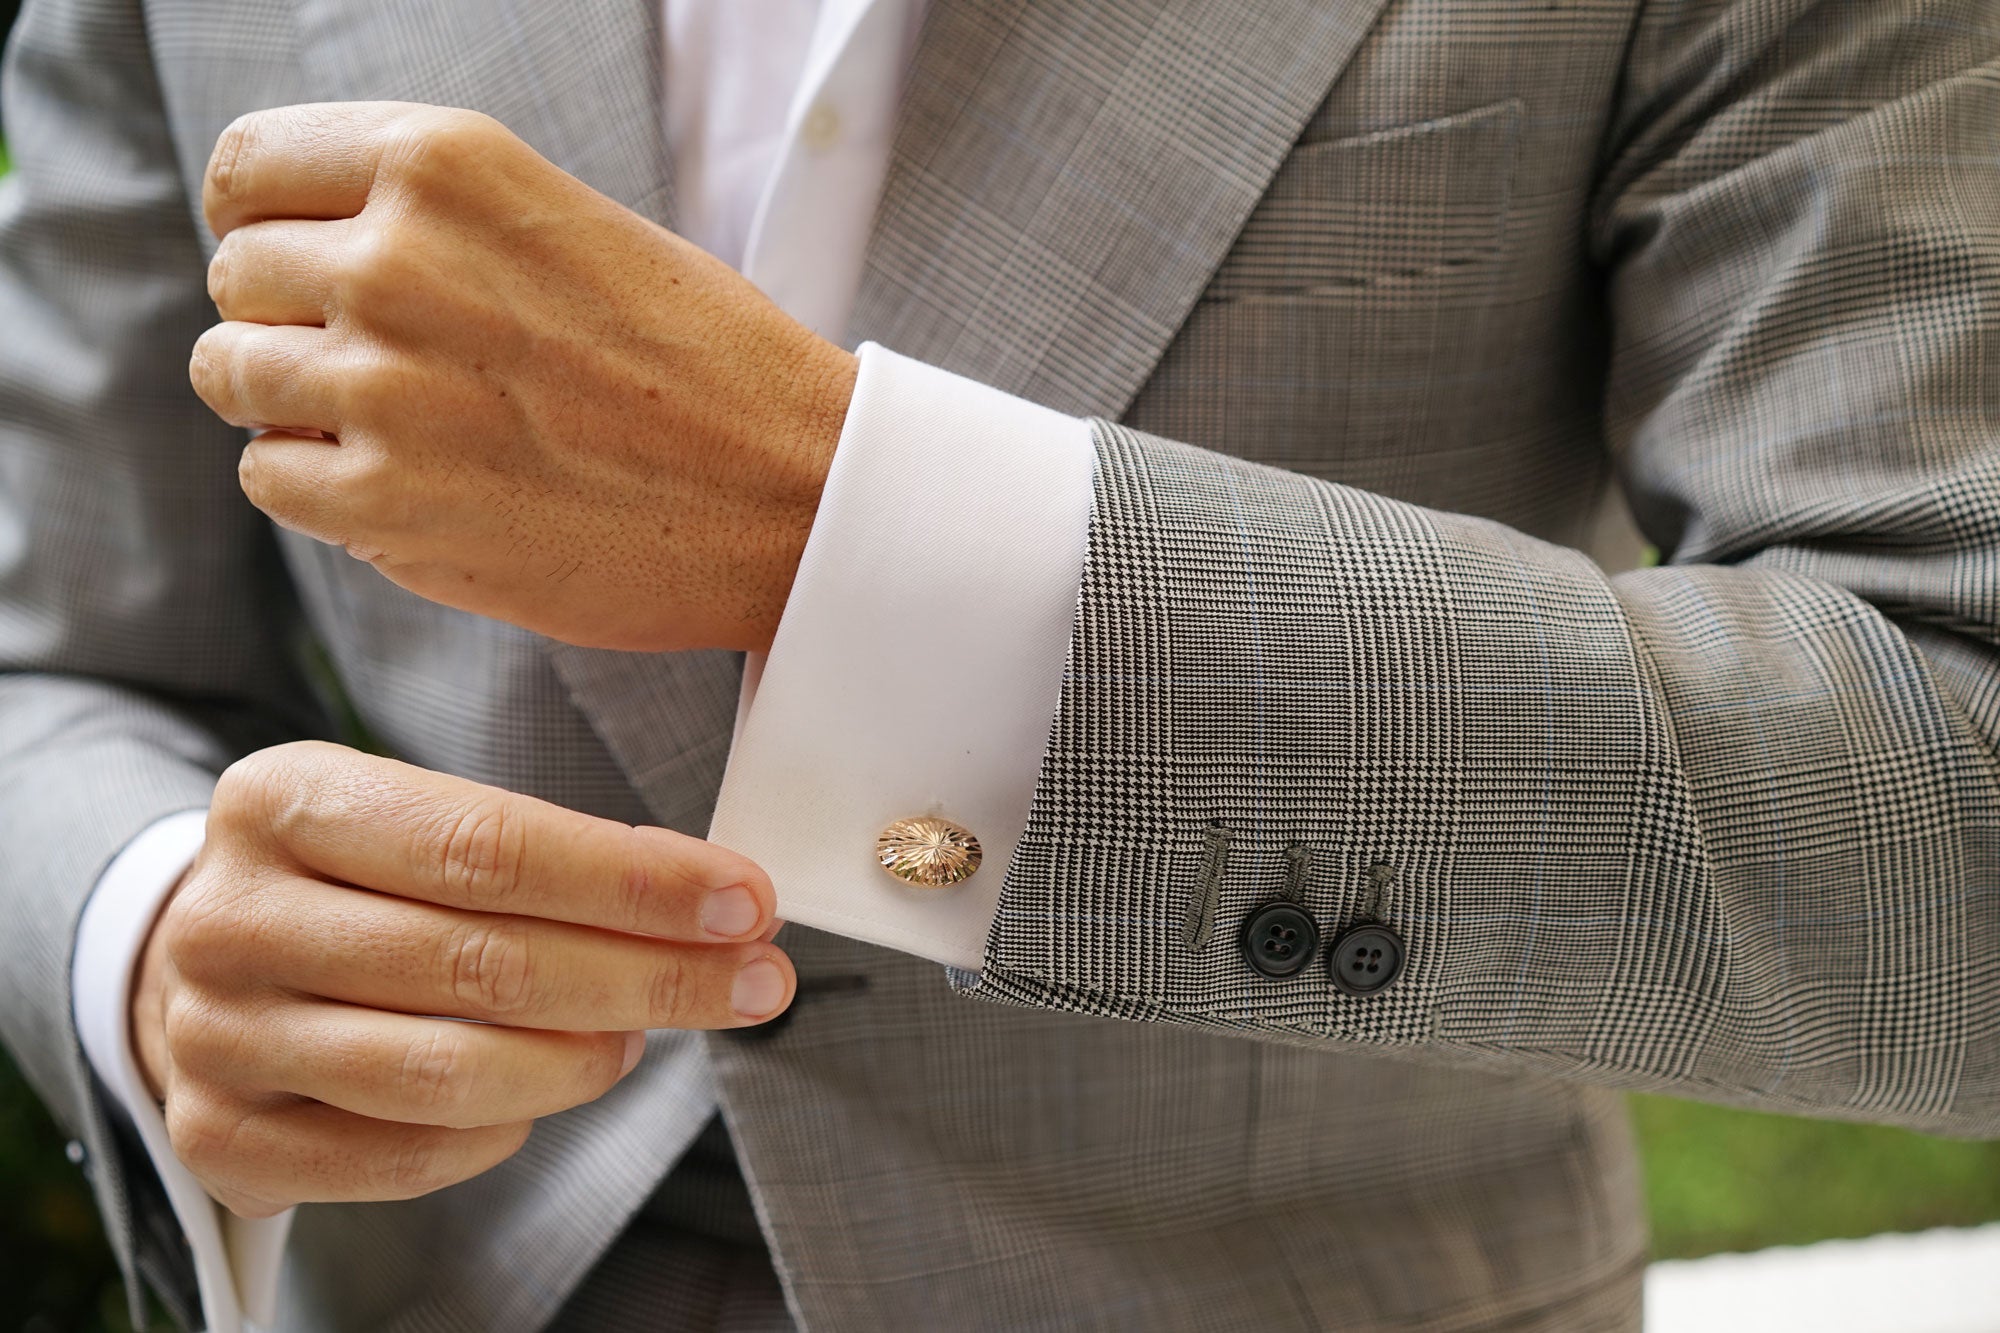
[620, 1030, 645, 1077]
[700, 885, 762, 939]
[731, 958, 788, 1020]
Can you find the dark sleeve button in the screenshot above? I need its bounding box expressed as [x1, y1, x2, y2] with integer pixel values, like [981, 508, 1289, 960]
[1240, 901, 1320, 979]
[1328, 922, 1404, 995]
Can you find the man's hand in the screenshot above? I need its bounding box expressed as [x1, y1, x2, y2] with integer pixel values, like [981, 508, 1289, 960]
[130, 741, 794, 1218]
[189, 102, 858, 654]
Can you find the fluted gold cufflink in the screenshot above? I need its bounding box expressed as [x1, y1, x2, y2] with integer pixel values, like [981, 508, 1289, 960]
[876, 815, 982, 888]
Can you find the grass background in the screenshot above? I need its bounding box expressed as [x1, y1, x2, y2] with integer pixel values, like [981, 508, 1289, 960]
[1, 2, 1997, 1328]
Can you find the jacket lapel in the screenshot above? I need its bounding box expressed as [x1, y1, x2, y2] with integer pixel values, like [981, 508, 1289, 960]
[292, 0, 676, 227]
[850, 0, 1392, 417]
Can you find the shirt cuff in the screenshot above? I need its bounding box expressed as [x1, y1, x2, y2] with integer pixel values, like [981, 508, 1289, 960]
[708, 342, 1095, 970]
[73, 808, 292, 1333]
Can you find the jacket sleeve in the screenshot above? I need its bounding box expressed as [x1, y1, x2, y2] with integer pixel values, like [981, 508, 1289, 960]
[962, 0, 2000, 1138]
[0, 0, 325, 1321]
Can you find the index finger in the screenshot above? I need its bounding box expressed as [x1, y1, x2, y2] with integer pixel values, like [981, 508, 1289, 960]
[222, 742, 777, 943]
[204, 101, 423, 238]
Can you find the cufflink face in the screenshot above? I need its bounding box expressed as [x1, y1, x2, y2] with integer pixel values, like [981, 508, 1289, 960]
[877, 815, 982, 888]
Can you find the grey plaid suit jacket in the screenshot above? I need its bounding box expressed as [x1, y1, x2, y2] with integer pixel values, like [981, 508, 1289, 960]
[4, 0, 1998, 1328]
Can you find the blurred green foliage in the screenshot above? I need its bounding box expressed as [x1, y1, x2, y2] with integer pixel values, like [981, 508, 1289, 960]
[1634, 1093, 2000, 1260]
[1, 1049, 169, 1333]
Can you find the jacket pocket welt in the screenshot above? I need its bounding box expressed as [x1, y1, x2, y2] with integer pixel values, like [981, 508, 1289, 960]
[1204, 98, 1524, 303]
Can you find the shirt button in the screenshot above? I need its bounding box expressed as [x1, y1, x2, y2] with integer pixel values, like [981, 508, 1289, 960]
[65, 1139, 87, 1166]
[800, 101, 842, 151]
[1328, 922, 1405, 995]
[877, 815, 982, 887]
[1239, 901, 1319, 979]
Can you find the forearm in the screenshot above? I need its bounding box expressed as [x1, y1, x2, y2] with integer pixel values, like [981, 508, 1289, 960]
[961, 422, 2000, 1135]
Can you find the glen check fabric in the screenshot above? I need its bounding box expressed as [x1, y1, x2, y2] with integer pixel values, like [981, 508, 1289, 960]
[546, 1119, 794, 1332]
[0, 0, 1993, 1331]
[964, 0, 2000, 1140]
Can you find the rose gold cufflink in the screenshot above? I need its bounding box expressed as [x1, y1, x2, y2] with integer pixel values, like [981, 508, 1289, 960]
[876, 815, 982, 888]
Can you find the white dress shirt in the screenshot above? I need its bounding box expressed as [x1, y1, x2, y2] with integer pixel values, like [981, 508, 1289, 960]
[69, 2, 1096, 1328]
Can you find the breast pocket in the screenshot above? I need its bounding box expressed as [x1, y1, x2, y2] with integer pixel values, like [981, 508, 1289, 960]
[1129, 100, 1528, 493]
[1205, 98, 1524, 302]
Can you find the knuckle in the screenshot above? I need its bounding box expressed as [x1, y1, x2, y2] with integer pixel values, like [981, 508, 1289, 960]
[381, 1128, 450, 1197]
[330, 352, 403, 430]
[158, 992, 217, 1065]
[161, 879, 250, 981]
[214, 742, 319, 845]
[188, 326, 232, 402]
[331, 471, 395, 550]
[339, 435, 397, 502]
[157, 990, 254, 1077]
[443, 918, 535, 1019]
[336, 220, 421, 315]
[257, 770, 316, 849]
[433, 799, 526, 910]
[166, 1091, 253, 1175]
[383, 108, 505, 188]
[610, 829, 664, 935]
[237, 441, 270, 508]
[206, 240, 234, 313]
[399, 1027, 470, 1118]
[207, 113, 259, 208]
[643, 949, 690, 1028]
[212, 747, 277, 819]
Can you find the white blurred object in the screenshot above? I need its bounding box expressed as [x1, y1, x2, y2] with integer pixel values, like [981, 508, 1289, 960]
[1646, 1224, 2000, 1333]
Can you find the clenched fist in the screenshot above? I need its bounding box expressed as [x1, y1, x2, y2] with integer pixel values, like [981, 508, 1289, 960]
[190, 102, 858, 654]
[131, 741, 793, 1218]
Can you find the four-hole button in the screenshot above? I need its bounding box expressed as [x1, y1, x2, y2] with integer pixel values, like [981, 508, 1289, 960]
[1328, 922, 1404, 995]
[1240, 902, 1320, 979]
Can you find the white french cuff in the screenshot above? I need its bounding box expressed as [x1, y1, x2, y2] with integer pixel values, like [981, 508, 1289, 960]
[708, 342, 1096, 970]
[72, 808, 291, 1333]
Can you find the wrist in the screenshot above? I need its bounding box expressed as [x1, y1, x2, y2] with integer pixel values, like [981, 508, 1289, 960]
[129, 862, 193, 1104]
[741, 340, 857, 653]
